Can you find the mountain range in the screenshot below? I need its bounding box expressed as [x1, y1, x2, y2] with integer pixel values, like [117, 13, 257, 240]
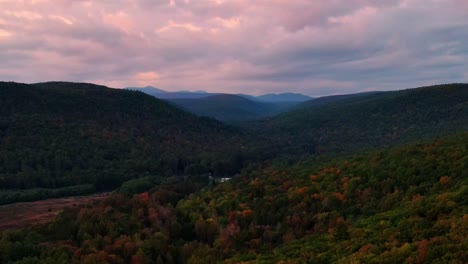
[126, 86, 312, 102]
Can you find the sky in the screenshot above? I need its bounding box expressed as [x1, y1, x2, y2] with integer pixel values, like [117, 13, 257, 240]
[0, 0, 467, 96]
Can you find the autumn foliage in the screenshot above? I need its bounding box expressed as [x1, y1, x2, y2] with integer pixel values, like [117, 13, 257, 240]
[1, 134, 467, 263]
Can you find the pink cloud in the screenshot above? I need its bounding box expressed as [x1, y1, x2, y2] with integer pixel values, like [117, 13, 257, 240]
[0, 29, 13, 38]
[135, 71, 160, 86]
[104, 11, 135, 33]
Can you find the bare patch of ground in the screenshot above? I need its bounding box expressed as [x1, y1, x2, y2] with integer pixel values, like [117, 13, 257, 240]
[0, 193, 110, 230]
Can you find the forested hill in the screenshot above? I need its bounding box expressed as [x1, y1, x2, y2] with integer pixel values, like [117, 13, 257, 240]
[296, 91, 384, 109]
[0, 82, 247, 192]
[2, 82, 190, 121]
[248, 83, 468, 156]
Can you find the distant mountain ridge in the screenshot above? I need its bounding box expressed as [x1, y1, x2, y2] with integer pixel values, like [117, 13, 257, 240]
[126, 86, 313, 121]
[126, 86, 312, 102]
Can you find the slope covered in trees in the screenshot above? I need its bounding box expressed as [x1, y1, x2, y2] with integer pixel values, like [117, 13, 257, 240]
[0, 82, 248, 197]
[1, 133, 466, 263]
[296, 91, 383, 109]
[247, 83, 468, 156]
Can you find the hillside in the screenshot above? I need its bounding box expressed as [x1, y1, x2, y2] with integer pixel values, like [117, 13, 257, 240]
[297, 91, 383, 109]
[247, 83, 468, 156]
[168, 94, 298, 122]
[1, 133, 466, 263]
[0, 82, 248, 201]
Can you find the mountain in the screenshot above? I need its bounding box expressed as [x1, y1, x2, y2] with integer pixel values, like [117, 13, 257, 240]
[126, 86, 312, 102]
[254, 92, 313, 102]
[155, 91, 222, 99]
[247, 83, 468, 156]
[2, 132, 466, 262]
[0, 82, 249, 199]
[126, 86, 219, 99]
[167, 94, 298, 122]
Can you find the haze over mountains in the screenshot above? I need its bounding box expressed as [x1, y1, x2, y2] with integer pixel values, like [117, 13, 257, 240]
[126, 86, 312, 101]
[126, 86, 220, 99]
[127, 86, 314, 122]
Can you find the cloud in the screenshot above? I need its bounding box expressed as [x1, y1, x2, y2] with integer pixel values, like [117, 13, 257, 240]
[49, 15, 73, 25]
[0, 29, 12, 38]
[0, 0, 466, 95]
[135, 71, 160, 86]
[157, 20, 202, 33]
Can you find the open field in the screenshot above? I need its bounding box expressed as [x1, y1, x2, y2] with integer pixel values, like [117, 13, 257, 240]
[0, 193, 110, 230]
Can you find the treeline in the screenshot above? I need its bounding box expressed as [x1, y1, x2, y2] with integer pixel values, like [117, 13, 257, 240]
[0, 185, 95, 205]
[1, 133, 466, 263]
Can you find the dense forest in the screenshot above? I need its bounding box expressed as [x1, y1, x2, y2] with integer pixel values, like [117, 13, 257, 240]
[247, 83, 468, 157]
[1, 82, 468, 202]
[0, 82, 467, 263]
[0, 82, 249, 202]
[0, 133, 466, 263]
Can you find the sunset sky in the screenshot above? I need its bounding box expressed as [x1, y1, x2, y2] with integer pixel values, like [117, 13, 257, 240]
[0, 0, 467, 96]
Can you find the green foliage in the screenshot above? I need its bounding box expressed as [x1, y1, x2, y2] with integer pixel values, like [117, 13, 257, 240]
[0, 82, 249, 201]
[1, 82, 467, 204]
[247, 83, 468, 156]
[118, 176, 162, 195]
[0, 185, 95, 205]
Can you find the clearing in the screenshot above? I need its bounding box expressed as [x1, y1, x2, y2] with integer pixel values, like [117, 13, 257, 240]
[0, 193, 109, 230]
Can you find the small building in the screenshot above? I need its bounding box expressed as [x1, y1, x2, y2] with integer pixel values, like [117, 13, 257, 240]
[217, 177, 231, 183]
